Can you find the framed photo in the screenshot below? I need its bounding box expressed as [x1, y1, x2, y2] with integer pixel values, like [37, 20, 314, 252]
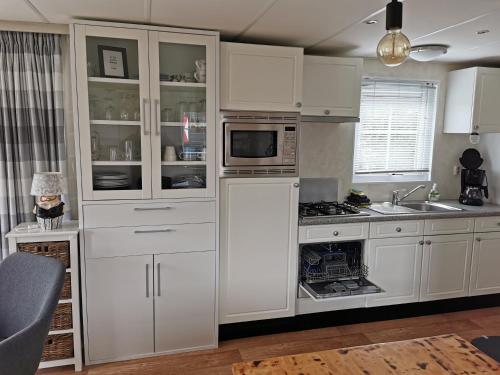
[98, 45, 128, 79]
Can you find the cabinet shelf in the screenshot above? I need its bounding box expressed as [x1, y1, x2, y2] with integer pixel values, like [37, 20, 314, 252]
[161, 122, 207, 128]
[161, 161, 206, 166]
[90, 120, 141, 126]
[88, 77, 140, 85]
[92, 161, 142, 166]
[160, 81, 206, 88]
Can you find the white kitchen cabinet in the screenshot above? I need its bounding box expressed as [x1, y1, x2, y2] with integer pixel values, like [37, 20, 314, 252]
[302, 56, 362, 118]
[154, 251, 216, 352]
[220, 42, 303, 112]
[366, 237, 423, 307]
[474, 216, 500, 233]
[220, 177, 299, 323]
[444, 67, 500, 133]
[470, 232, 500, 296]
[424, 218, 474, 236]
[85, 256, 154, 362]
[73, 23, 218, 201]
[369, 220, 424, 239]
[420, 234, 473, 301]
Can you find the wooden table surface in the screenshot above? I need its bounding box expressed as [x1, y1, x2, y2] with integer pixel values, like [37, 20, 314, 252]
[232, 334, 500, 374]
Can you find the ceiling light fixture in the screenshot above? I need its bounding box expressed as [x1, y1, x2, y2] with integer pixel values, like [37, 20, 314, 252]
[377, 0, 411, 67]
[477, 29, 490, 35]
[410, 44, 448, 62]
[365, 19, 378, 25]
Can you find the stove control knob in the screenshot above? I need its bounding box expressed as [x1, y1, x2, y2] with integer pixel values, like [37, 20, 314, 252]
[333, 231, 339, 237]
[395, 227, 402, 232]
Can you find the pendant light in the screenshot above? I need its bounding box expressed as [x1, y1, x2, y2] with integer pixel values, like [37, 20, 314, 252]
[377, 0, 411, 67]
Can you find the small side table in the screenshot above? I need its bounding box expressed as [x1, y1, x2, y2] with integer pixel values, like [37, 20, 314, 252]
[6, 221, 83, 371]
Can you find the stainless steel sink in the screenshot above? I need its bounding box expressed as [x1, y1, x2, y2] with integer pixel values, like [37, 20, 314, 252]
[400, 202, 463, 212]
[370, 201, 463, 215]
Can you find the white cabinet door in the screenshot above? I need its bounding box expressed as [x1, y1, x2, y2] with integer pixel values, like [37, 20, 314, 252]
[474, 68, 500, 133]
[149, 31, 217, 199]
[220, 178, 299, 323]
[420, 234, 473, 301]
[85, 256, 154, 362]
[154, 251, 216, 353]
[470, 232, 500, 296]
[302, 56, 362, 118]
[74, 25, 152, 200]
[220, 42, 303, 112]
[366, 237, 423, 307]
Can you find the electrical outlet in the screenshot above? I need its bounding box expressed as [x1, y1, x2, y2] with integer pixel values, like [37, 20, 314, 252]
[453, 165, 461, 176]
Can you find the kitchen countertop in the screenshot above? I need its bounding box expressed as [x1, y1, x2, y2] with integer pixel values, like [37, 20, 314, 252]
[299, 200, 500, 226]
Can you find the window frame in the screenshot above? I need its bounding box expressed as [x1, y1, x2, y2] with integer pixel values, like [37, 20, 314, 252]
[352, 77, 438, 184]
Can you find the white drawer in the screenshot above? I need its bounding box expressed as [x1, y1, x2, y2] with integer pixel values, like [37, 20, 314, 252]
[83, 201, 215, 228]
[84, 223, 215, 258]
[424, 218, 474, 235]
[299, 223, 368, 243]
[369, 220, 424, 239]
[474, 216, 500, 233]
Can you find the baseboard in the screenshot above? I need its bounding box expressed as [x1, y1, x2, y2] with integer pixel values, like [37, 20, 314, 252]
[219, 294, 500, 341]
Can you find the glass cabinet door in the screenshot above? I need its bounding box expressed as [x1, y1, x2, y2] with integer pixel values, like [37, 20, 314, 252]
[75, 25, 151, 200]
[149, 32, 216, 199]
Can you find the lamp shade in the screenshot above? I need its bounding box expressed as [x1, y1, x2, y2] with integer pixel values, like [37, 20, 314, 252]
[30, 172, 67, 196]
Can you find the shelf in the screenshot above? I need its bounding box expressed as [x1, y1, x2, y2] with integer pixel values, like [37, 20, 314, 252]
[59, 299, 72, 304]
[90, 120, 141, 126]
[161, 121, 207, 128]
[92, 161, 142, 166]
[160, 81, 206, 88]
[161, 161, 206, 166]
[88, 77, 139, 85]
[39, 357, 76, 369]
[48, 328, 74, 336]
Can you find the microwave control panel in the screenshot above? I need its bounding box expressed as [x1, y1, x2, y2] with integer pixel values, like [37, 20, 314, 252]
[283, 125, 297, 165]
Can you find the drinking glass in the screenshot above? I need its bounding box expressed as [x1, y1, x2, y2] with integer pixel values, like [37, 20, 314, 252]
[124, 140, 134, 161]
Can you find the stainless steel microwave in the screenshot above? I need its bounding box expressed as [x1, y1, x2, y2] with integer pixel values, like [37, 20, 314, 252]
[221, 112, 299, 177]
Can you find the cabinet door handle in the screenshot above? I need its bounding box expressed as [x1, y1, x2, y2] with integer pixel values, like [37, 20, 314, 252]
[419, 240, 424, 245]
[474, 125, 479, 130]
[154, 99, 160, 136]
[476, 237, 482, 242]
[134, 229, 175, 234]
[146, 264, 150, 298]
[395, 227, 402, 232]
[157, 263, 161, 297]
[293, 183, 300, 188]
[333, 231, 339, 236]
[425, 240, 432, 245]
[134, 206, 173, 211]
[141, 97, 147, 136]
[295, 102, 302, 108]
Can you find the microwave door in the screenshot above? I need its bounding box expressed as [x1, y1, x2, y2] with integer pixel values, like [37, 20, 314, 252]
[224, 123, 284, 166]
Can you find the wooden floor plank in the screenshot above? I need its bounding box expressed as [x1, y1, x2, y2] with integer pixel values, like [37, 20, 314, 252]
[38, 308, 500, 375]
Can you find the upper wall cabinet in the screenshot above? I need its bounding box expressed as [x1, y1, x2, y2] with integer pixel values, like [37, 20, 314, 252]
[444, 67, 500, 134]
[301, 56, 363, 119]
[73, 24, 218, 200]
[220, 42, 303, 112]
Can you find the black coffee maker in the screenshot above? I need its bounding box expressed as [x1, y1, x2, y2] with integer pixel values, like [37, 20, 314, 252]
[459, 149, 488, 206]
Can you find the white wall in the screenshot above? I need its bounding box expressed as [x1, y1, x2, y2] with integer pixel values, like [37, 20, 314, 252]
[299, 58, 474, 202]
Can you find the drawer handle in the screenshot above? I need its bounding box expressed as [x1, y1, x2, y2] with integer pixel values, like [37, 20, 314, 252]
[395, 227, 402, 232]
[333, 231, 339, 236]
[134, 206, 173, 211]
[134, 229, 175, 234]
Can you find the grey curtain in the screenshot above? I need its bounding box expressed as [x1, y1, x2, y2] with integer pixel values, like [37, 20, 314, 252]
[0, 32, 66, 259]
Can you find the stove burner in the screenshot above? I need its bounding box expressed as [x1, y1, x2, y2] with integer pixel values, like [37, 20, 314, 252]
[299, 201, 369, 218]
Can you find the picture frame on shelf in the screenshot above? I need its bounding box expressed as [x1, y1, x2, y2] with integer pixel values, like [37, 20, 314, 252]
[98, 45, 128, 79]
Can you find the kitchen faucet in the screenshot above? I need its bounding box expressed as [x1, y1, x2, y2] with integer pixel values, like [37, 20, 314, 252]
[392, 185, 426, 205]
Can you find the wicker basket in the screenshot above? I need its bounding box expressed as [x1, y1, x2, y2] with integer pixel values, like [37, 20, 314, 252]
[17, 241, 70, 268]
[60, 273, 72, 300]
[41, 333, 74, 361]
[50, 303, 73, 331]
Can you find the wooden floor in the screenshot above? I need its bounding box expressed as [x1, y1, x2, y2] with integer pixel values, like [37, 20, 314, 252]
[39, 306, 500, 375]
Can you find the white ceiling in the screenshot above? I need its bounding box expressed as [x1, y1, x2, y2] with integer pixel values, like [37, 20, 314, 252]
[5, 0, 500, 64]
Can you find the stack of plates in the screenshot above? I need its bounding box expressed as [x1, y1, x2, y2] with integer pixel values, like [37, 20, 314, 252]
[94, 172, 130, 189]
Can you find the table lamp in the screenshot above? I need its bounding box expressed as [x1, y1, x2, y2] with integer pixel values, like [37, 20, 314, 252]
[30, 172, 67, 230]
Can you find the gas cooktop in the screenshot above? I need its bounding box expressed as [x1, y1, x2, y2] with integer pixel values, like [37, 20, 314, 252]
[299, 201, 370, 219]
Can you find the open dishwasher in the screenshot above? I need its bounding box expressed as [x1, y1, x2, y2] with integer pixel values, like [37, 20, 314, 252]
[299, 241, 383, 300]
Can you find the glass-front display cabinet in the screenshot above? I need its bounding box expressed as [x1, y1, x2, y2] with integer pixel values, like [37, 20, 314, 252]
[74, 25, 216, 200]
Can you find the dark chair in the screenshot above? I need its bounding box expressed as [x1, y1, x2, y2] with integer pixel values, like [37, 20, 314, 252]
[0, 252, 65, 375]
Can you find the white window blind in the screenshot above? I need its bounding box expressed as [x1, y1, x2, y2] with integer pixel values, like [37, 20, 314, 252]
[353, 78, 437, 182]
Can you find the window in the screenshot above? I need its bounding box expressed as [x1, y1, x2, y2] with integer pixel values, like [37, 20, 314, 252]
[353, 78, 437, 183]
